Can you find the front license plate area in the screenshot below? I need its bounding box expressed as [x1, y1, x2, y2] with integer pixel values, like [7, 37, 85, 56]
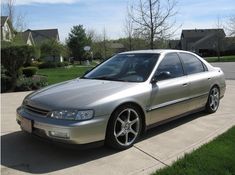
[21, 117, 32, 133]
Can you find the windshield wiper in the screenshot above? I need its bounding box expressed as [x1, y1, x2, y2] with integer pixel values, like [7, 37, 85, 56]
[85, 76, 127, 82]
[91, 76, 116, 80]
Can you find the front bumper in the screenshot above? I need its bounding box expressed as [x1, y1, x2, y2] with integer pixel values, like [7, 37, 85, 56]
[16, 107, 109, 144]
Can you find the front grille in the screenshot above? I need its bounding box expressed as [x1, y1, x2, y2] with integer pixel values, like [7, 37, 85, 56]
[24, 105, 49, 116]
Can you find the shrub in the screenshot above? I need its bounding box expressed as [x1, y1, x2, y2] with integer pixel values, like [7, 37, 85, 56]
[63, 61, 70, 66]
[15, 75, 48, 91]
[38, 61, 70, 69]
[38, 62, 57, 69]
[1, 76, 12, 92]
[56, 62, 64, 67]
[1, 45, 35, 90]
[22, 67, 38, 77]
[1, 65, 12, 93]
[56, 61, 70, 67]
[31, 61, 43, 67]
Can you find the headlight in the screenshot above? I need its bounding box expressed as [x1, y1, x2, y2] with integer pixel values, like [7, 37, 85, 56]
[48, 109, 94, 121]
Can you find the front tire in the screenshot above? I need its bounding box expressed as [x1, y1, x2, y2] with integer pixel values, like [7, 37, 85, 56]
[105, 104, 142, 150]
[206, 86, 220, 113]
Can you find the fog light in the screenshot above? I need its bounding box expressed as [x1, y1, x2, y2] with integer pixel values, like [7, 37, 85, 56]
[49, 131, 69, 139]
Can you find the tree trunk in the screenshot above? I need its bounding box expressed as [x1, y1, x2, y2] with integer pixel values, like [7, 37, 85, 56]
[149, 0, 154, 49]
[217, 34, 221, 62]
[129, 36, 132, 50]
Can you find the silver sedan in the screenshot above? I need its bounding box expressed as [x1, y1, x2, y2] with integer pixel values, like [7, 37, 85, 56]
[16, 50, 226, 150]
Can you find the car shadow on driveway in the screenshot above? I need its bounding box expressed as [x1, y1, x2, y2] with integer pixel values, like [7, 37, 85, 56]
[1, 131, 117, 174]
[1, 111, 208, 174]
[142, 111, 208, 141]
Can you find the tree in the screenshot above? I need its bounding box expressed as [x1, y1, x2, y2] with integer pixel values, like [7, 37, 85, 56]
[215, 16, 224, 61]
[130, 0, 178, 49]
[1, 45, 34, 90]
[2, 0, 27, 32]
[67, 25, 91, 64]
[40, 39, 66, 62]
[102, 27, 108, 59]
[86, 29, 96, 42]
[227, 15, 235, 36]
[123, 7, 134, 51]
[2, 0, 14, 22]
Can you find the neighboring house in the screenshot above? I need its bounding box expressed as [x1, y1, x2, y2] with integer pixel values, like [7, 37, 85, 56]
[167, 29, 235, 56]
[17, 31, 35, 46]
[180, 29, 226, 56]
[25, 28, 63, 62]
[1, 16, 14, 41]
[25, 29, 60, 45]
[224, 37, 235, 55]
[1, 16, 35, 46]
[168, 40, 181, 49]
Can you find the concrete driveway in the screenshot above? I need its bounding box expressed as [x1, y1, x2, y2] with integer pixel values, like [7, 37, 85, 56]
[211, 62, 235, 80]
[1, 81, 235, 175]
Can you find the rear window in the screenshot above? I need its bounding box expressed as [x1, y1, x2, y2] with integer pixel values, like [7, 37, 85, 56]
[179, 53, 205, 75]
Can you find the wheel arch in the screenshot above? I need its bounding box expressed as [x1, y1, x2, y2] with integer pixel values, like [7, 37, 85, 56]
[210, 83, 220, 92]
[106, 101, 147, 136]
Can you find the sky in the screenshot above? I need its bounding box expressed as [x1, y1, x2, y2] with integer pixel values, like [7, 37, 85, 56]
[2, 0, 235, 42]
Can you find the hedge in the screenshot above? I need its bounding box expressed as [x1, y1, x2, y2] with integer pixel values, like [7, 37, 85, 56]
[1, 45, 35, 90]
[38, 61, 70, 69]
[22, 67, 38, 77]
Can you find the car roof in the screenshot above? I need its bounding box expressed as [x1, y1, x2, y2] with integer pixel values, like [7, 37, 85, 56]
[120, 49, 193, 55]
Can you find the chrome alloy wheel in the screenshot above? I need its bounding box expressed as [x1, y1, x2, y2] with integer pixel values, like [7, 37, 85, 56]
[114, 108, 140, 146]
[209, 87, 220, 111]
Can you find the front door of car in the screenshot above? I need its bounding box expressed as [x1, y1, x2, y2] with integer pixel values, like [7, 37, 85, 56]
[148, 53, 190, 125]
[178, 53, 211, 111]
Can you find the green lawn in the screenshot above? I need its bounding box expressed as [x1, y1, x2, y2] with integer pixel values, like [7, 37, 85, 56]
[205, 55, 235, 62]
[152, 126, 235, 175]
[37, 66, 93, 85]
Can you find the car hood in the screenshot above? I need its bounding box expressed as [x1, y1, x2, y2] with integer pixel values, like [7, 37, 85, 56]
[25, 79, 136, 110]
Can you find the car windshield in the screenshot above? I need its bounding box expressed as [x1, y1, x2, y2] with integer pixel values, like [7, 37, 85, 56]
[82, 53, 159, 82]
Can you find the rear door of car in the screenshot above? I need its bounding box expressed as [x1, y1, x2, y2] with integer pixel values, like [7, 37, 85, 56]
[148, 52, 190, 125]
[178, 52, 211, 111]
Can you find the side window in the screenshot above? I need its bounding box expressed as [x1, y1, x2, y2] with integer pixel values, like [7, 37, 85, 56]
[179, 53, 205, 75]
[156, 53, 184, 80]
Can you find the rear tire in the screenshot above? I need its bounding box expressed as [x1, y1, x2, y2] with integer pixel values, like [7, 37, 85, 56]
[105, 104, 142, 150]
[205, 86, 220, 113]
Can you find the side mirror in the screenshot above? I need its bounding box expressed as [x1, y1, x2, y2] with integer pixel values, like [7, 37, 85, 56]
[150, 75, 158, 84]
[151, 71, 171, 83]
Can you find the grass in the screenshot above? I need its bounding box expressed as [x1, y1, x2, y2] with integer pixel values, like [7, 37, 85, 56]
[37, 66, 93, 85]
[205, 55, 235, 62]
[152, 126, 235, 175]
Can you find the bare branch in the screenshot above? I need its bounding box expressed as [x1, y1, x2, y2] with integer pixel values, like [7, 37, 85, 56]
[2, 0, 28, 32]
[226, 15, 235, 36]
[130, 0, 179, 49]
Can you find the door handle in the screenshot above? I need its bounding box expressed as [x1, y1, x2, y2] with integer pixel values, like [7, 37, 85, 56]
[182, 83, 188, 87]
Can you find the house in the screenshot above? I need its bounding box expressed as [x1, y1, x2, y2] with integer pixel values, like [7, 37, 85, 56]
[224, 37, 235, 55]
[25, 29, 60, 45]
[180, 29, 226, 56]
[168, 40, 180, 49]
[167, 29, 235, 56]
[17, 31, 35, 46]
[1, 16, 35, 46]
[1, 16, 14, 41]
[25, 28, 63, 62]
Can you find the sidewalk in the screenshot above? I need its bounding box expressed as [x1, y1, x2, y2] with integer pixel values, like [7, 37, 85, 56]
[1, 81, 235, 175]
